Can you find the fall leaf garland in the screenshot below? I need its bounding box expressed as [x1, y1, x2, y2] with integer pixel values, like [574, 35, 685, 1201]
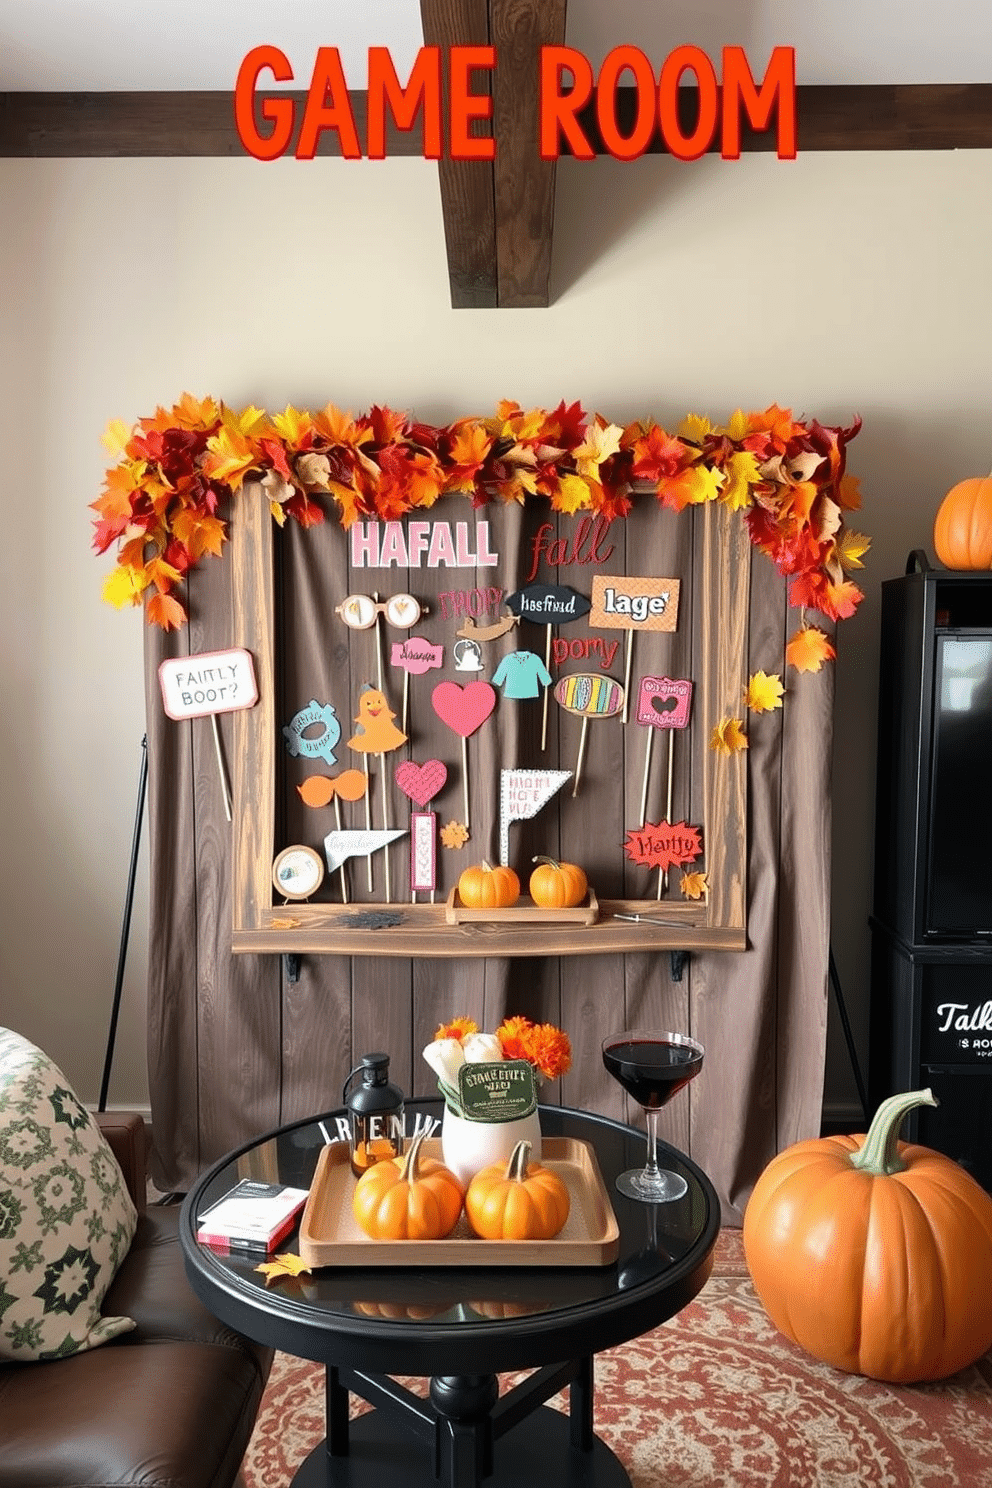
[92, 395, 867, 650]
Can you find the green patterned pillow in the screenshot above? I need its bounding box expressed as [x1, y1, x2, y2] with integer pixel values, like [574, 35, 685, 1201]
[0, 1028, 137, 1361]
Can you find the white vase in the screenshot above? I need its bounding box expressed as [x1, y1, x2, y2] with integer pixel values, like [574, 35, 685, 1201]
[440, 1105, 543, 1189]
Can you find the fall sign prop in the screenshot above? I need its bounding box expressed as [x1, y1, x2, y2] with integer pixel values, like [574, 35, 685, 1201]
[742, 1089, 992, 1384]
[506, 582, 592, 748]
[498, 768, 571, 866]
[93, 397, 865, 663]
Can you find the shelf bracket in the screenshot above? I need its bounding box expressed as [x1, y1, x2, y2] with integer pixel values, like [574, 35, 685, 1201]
[670, 949, 689, 982]
[283, 953, 301, 984]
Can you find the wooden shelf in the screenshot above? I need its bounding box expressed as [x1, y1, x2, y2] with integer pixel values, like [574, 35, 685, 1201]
[234, 898, 744, 958]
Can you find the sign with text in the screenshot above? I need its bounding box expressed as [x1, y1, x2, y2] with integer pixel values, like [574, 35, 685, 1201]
[158, 648, 258, 720]
[456, 1060, 537, 1123]
[624, 820, 703, 872]
[591, 575, 680, 632]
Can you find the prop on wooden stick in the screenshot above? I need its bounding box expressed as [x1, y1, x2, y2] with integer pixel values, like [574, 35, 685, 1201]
[390, 637, 443, 733]
[395, 759, 448, 902]
[553, 673, 624, 796]
[158, 647, 259, 823]
[634, 675, 694, 832]
[624, 820, 703, 902]
[296, 770, 368, 902]
[430, 680, 497, 832]
[498, 769, 571, 867]
[590, 575, 680, 723]
[505, 583, 591, 749]
[347, 685, 407, 902]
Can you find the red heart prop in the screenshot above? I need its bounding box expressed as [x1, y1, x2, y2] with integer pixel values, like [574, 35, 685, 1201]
[395, 758, 448, 807]
[431, 681, 497, 738]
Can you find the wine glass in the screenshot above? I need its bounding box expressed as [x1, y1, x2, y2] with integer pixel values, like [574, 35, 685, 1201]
[602, 1030, 704, 1203]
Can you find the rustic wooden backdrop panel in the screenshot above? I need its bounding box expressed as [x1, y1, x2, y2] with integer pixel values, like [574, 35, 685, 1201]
[144, 494, 831, 1221]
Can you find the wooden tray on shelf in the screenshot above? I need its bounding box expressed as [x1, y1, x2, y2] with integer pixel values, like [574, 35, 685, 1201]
[298, 1137, 619, 1269]
[444, 888, 600, 927]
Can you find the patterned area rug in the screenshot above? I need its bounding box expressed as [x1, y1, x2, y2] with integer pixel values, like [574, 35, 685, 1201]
[242, 1231, 992, 1487]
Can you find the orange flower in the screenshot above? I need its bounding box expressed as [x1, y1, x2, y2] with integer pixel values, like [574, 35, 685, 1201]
[495, 1016, 533, 1061]
[433, 1016, 478, 1043]
[521, 1023, 572, 1081]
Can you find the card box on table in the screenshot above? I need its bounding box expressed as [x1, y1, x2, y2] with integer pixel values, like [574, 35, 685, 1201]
[196, 1179, 310, 1253]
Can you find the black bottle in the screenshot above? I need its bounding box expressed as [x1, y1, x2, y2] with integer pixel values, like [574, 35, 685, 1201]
[343, 1053, 405, 1177]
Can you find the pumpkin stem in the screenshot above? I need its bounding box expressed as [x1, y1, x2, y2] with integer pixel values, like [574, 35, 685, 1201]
[848, 1088, 939, 1176]
[480, 859, 493, 873]
[505, 1139, 533, 1182]
[399, 1130, 428, 1182]
[532, 856, 562, 869]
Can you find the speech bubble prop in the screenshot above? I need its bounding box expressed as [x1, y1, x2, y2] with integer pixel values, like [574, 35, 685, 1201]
[323, 828, 407, 875]
[624, 820, 703, 872]
[505, 584, 591, 750]
[158, 648, 258, 720]
[499, 768, 572, 866]
[158, 648, 260, 822]
[395, 758, 448, 807]
[504, 583, 592, 625]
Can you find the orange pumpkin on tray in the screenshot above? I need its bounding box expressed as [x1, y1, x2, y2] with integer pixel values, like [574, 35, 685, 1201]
[529, 856, 588, 909]
[352, 1132, 464, 1241]
[465, 1139, 571, 1241]
[457, 861, 520, 909]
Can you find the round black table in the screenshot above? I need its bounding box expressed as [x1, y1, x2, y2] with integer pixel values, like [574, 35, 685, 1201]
[181, 1099, 719, 1488]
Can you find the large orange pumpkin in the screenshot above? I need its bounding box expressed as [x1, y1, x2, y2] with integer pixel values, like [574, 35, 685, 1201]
[933, 474, 992, 570]
[352, 1132, 464, 1240]
[457, 861, 520, 909]
[743, 1089, 992, 1383]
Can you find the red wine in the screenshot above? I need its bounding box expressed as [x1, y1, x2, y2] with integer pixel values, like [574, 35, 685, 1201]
[603, 1036, 703, 1108]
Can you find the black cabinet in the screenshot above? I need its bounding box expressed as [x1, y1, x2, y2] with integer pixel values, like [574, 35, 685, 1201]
[869, 556, 992, 1191]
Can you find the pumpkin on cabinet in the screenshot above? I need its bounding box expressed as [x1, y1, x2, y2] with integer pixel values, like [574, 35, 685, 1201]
[464, 1139, 571, 1241]
[456, 861, 520, 909]
[933, 473, 992, 570]
[528, 856, 588, 909]
[742, 1089, 992, 1383]
[352, 1132, 464, 1241]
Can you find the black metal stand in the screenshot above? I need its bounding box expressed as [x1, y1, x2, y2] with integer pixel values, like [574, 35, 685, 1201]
[829, 944, 868, 1123]
[99, 735, 148, 1112]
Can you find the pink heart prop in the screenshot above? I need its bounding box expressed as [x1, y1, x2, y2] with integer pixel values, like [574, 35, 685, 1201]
[395, 758, 448, 807]
[431, 680, 497, 738]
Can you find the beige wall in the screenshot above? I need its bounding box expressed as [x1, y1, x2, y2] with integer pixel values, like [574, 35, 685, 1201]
[2, 149, 990, 1114]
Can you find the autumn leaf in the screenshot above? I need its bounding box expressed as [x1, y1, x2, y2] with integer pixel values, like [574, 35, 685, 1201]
[573, 419, 624, 477]
[101, 418, 134, 457]
[271, 404, 313, 449]
[657, 462, 724, 512]
[719, 409, 751, 442]
[719, 450, 761, 512]
[170, 391, 220, 430]
[256, 1252, 312, 1286]
[146, 592, 187, 631]
[202, 425, 258, 490]
[837, 473, 862, 511]
[681, 870, 708, 900]
[676, 413, 712, 445]
[630, 424, 687, 483]
[102, 566, 147, 608]
[440, 820, 469, 849]
[786, 624, 836, 673]
[709, 716, 748, 754]
[744, 671, 784, 713]
[836, 528, 871, 571]
[553, 473, 594, 514]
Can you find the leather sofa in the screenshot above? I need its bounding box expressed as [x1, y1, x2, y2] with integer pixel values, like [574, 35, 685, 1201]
[0, 1112, 273, 1488]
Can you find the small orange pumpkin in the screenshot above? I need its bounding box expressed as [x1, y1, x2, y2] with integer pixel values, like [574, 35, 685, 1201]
[743, 1089, 992, 1383]
[464, 1139, 571, 1240]
[352, 1132, 464, 1240]
[457, 861, 520, 909]
[529, 856, 588, 909]
[933, 473, 992, 570]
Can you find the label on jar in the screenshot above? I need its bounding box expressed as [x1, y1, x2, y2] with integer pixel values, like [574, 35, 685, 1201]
[456, 1060, 537, 1122]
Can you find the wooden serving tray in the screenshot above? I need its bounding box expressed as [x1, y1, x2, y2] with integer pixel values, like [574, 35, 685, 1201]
[444, 888, 599, 927]
[298, 1137, 619, 1268]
